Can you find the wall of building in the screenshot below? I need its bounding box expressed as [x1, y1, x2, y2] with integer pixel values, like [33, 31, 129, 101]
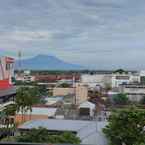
[75, 83, 88, 105]
[120, 85, 145, 102]
[15, 115, 48, 124]
[0, 57, 14, 80]
[0, 56, 14, 89]
[53, 87, 75, 96]
[81, 74, 112, 88]
[112, 74, 140, 88]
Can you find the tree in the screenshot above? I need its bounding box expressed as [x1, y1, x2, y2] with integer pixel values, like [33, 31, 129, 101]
[113, 93, 129, 105]
[3, 104, 17, 129]
[140, 96, 145, 104]
[16, 87, 40, 122]
[35, 85, 48, 96]
[104, 83, 112, 91]
[103, 107, 145, 145]
[3, 104, 16, 116]
[58, 83, 70, 88]
[134, 143, 145, 145]
[113, 69, 128, 74]
[15, 128, 81, 144]
[16, 87, 30, 122]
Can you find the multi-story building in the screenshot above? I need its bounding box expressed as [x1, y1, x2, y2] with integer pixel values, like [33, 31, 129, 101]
[112, 73, 140, 88]
[81, 74, 112, 89]
[140, 70, 145, 84]
[75, 83, 88, 105]
[119, 84, 145, 102]
[0, 56, 16, 111]
[0, 56, 14, 88]
[52, 83, 88, 105]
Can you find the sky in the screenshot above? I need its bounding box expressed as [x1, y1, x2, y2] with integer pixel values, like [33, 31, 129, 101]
[0, 0, 145, 70]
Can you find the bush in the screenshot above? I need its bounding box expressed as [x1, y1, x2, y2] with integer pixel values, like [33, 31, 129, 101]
[113, 93, 129, 105]
[16, 128, 81, 144]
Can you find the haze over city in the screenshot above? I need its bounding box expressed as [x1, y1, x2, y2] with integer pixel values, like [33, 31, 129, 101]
[0, 0, 145, 69]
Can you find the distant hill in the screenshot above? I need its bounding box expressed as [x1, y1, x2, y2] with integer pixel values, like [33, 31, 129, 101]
[14, 55, 84, 70]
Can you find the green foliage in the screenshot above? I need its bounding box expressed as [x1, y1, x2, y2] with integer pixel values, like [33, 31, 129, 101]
[58, 83, 70, 88]
[16, 128, 81, 144]
[104, 83, 112, 91]
[15, 80, 37, 86]
[113, 69, 128, 74]
[103, 107, 145, 145]
[16, 87, 41, 122]
[1, 136, 16, 142]
[133, 143, 145, 145]
[3, 104, 16, 116]
[36, 85, 48, 96]
[140, 96, 145, 104]
[113, 93, 129, 105]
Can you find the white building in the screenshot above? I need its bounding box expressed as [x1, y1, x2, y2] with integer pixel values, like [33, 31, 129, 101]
[140, 70, 145, 84]
[119, 84, 145, 102]
[112, 73, 140, 88]
[0, 56, 14, 85]
[81, 74, 112, 89]
[15, 70, 35, 82]
[79, 101, 95, 117]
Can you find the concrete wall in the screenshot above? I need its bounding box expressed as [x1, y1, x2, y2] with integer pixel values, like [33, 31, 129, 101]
[120, 85, 145, 102]
[53, 87, 75, 96]
[15, 114, 48, 124]
[81, 74, 112, 88]
[75, 83, 88, 105]
[0, 57, 14, 83]
[112, 74, 140, 88]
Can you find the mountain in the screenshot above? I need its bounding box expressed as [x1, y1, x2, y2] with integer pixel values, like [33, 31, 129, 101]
[14, 55, 84, 70]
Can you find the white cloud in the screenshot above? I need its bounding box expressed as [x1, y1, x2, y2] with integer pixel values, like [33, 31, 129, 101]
[0, 0, 145, 69]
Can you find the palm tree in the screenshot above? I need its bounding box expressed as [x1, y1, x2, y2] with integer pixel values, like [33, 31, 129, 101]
[16, 87, 31, 122]
[16, 87, 40, 123]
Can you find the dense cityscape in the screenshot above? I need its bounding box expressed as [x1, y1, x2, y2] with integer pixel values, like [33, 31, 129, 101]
[1, 0, 145, 145]
[0, 56, 145, 145]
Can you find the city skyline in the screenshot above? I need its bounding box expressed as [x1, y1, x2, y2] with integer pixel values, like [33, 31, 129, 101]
[0, 0, 145, 69]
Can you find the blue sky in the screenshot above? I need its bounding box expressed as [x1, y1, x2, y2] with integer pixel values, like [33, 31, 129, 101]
[0, 0, 145, 69]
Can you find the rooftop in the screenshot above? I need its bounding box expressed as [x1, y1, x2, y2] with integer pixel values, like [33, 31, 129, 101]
[18, 119, 108, 145]
[18, 119, 92, 132]
[0, 87, 16, 98]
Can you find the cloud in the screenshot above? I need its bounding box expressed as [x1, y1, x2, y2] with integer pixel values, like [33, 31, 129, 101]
[0, 0, 145, 69]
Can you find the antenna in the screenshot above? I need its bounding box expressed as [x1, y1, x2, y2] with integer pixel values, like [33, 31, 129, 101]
[18, 50, 22, 75]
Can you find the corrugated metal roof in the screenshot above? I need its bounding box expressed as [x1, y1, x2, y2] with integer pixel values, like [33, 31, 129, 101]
[18, 119, 93, 132]
[0, 87, 16, 97]
[18, 119, 108, 145]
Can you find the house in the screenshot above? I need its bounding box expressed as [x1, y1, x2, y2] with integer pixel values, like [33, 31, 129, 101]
[0, 56, 16, 111]
[78, 101, 95, 117]
[52, 83, 88, 105]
